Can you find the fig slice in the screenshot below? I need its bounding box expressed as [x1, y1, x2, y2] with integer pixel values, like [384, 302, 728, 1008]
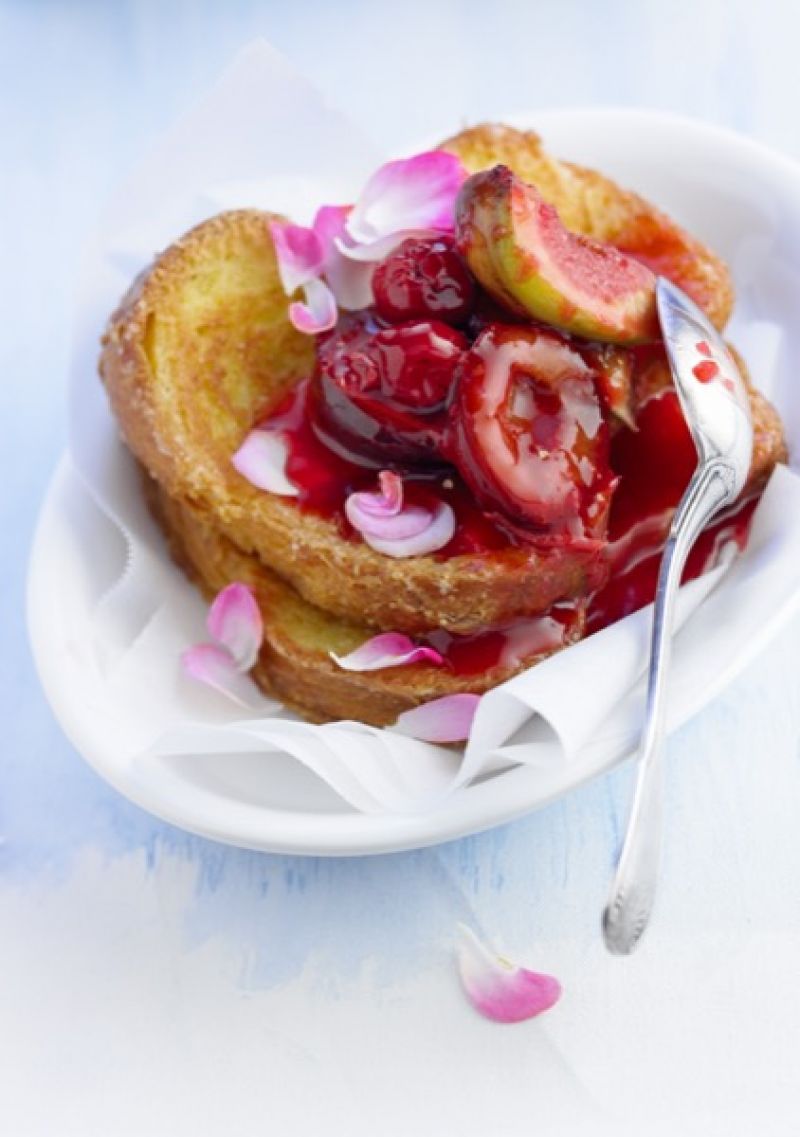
[455, 166, 660, 345]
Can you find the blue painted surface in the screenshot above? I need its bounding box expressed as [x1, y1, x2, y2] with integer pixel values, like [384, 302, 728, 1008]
[4, 4, 800, 1131]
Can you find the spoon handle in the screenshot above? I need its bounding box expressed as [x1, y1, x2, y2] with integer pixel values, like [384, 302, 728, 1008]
[602, 464, 730, 955]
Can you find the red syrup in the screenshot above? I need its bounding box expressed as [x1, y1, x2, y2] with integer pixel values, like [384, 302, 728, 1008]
[256, 335, 761, 667]
[258, 377, 525, 556]
[421, 603, 582, 676]
[587, 386, 758, 632]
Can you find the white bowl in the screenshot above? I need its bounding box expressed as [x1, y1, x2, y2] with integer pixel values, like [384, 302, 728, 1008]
[28, 109, 800, 855]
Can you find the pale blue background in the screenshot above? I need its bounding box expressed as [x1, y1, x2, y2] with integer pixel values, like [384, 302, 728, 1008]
[4, 3, 800, 1134]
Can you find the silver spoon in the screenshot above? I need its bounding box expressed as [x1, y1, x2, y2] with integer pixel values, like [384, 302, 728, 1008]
[601, 276, 754, 955]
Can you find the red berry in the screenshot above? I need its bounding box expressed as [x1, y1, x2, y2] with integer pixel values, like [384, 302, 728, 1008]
[372, 237, 475, 325]
[313, 313, 467, 464]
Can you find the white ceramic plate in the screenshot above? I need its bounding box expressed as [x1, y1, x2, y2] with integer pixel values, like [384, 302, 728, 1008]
[28, 109, 800, 855]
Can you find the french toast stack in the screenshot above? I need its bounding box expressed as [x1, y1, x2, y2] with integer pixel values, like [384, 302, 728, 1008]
[99, 125, 786, 727]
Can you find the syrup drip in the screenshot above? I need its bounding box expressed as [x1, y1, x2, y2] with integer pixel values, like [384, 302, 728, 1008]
[422, 604, 581, 676]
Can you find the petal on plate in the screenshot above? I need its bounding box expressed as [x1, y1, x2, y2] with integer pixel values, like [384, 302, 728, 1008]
[181, 643, 262, 708]
[207, 583, 263, 671]
[456, 925, 562, 1024]
[394, 692, 481, 743]
[361, 500, 456, 557]
[268, 220, 325, 295]
[345, 151, 468, 247]
[289, 277, 338, 335]
[232, 430, 299, 497]
[330, 632, 444, 672]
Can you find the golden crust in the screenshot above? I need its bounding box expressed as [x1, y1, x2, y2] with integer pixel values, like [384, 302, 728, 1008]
[100, 208, 606, 635]
[439, 123, 734, 331]
[144, 473, 584, 726]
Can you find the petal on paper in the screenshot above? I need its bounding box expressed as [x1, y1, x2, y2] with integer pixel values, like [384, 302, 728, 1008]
[361, 500, 456, 557]
[268, 220, 324, 295]
[207, 583, 263, 671]
[289, 277, 338, 335]
[456, 925, 562, 1024]
[232, 430, 299, 496]
[181, 644, 262, 708]
[330, 632, 444, 672]
[394, 692, 481, 743]
[346, 151, 468, 247]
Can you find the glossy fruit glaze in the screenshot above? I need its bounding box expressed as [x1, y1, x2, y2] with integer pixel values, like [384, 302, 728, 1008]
[448, 324, 615, 537]
[587, 386, 757, 631]
[254, 234, 760, 664]
[372, 236, 475, 325]
[262, 376, 521, 556]
[420, 602, 582, 676]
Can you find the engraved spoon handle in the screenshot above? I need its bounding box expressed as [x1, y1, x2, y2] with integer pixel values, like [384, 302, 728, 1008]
[602, 463, 731, 955]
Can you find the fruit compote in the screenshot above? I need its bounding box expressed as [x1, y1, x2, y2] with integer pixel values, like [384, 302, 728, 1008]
[255, 234, 758, 648]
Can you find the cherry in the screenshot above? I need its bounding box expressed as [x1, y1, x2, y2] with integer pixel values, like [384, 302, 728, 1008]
[372, 237, 475, 326]
[313, 312, 467, 464]
[448, 324, 615, 537]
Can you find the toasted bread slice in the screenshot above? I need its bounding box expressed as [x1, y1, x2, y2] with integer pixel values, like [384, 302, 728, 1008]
[144, 472, 585, 726]
[101, 209, 607, 635]
[439, 124, 734, 331]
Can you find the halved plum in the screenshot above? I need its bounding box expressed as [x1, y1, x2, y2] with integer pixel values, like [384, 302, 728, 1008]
[449, 323, 616, 538]
[313, 312, 467, 464]
[455, 166, 660, 345]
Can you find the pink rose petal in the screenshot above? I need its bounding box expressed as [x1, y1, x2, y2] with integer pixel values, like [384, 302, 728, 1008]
[289, 276, 338, 335]
[181, 643, 261, 709]
[312, 204, 351, 257]
[207, 583, 263, 671]
[330, 632, 444, 672]
[456, 925, 562, 1024]
[345, 471, 455, 556]
[232, 430, 298, 497]
[361, 500, 455, 557]
[313, 204, 375, 309]
[394, 693, 481, 743]
[347, 470, 404, 518]
[345, 151, 468, 251]
[269, 220, 324, 295]
[334, 229, 432, 264]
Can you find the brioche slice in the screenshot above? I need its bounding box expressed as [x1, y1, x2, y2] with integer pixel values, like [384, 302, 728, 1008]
[101, 209, 607, 635]
[144, 473, 585, 726]
[439, 123, 734, 331]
